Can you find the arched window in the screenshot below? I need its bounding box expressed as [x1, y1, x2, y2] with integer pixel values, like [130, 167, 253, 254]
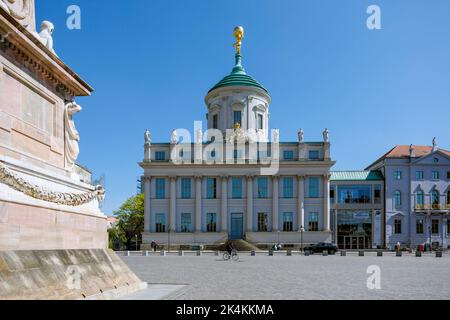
[431, 190, 439, 205]
[394, 190, 401, 209]
[416, 190, 424, 207]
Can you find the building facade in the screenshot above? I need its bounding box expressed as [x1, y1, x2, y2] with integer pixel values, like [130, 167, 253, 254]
[330, 171, 385, 249]
[140, 28, 334, 249]
[366, 144, 450, 250]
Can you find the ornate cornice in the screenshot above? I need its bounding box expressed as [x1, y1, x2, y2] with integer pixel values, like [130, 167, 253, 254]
[0, 162, 105, 206]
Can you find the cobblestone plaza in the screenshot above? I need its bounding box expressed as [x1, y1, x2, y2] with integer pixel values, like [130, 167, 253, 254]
[121, 253, 450, 300]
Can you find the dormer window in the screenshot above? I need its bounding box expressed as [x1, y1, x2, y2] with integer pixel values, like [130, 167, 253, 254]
[257, 114, 264, 130]
[212, 114, 218, 129]
[233, 111, 242, 126]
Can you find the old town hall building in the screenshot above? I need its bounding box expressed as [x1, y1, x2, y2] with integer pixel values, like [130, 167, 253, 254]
[140, 27, 334, 249]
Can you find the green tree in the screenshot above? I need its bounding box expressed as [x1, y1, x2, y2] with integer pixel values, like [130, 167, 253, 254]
[114, 194, 144, 250]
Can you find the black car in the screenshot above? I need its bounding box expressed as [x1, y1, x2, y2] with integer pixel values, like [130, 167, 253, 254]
[304, 242, 338, 254]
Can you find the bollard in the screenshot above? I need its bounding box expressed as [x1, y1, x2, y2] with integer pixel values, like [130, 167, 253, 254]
[251, 251, 256, 256]
[160, 250, 166, 256]
[377, 251, 383, 257]
[124, 251, 130, 257]
[268, 250, 274, 256]
[196, 250, 201, 256]
[359, 251, 364, 257]
[287, 250, 292, 256]
[178, 250, 184, 257]
[304, 250, 310, 256]
[341, 250, 346, 256]
[322, 250, 328, 256]
[396, 251, 402, 257]
[214, 251, 219, 256]
[436, 251, 442, 258]
[415, 251, 422, 257]
[142, 250, 148, 257]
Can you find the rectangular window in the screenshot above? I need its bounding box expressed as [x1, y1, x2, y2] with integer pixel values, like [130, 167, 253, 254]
[212, 114, 218, 129]
[309, 150, 319, 160]
[181, 213, 192, 233]
[206, 213, 217, 232]
[283, 212, 293, 232]
[257, 177, 268, 198]
[394, 170, 402, 180]
[206, 178, 217, 199]
[432, 171, 440, 180]
[232, 177, 243, 199]
[155, 151, 166, 161]
[283, 150, 294, 160]
[308, 212, 319, 231]
[394, 219, 402, 234]
[155, 214, 166, 233]
[374, 184, 381, 204]
[330, 185, 335, 204]
[155, 178, 165, 199]
[282, 177, 294, 198]
[432, 219, 439, 234]
[415, 171, 424, 180]
[416, 219, 424, 234]
[181, 178, 191, 199]
[447, 171, 450, 179]
[233, 111, 242, 126]
[338, 185, 372, 204]
[308, 177, 319, 198]
[447, 220, 450, 235]
[257, 213, 268, 232]
[257, 114, 264, 130]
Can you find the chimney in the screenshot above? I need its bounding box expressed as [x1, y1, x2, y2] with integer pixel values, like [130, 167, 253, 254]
[409, 144, 415, 158]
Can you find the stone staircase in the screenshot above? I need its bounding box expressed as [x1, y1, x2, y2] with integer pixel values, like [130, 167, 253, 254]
[216, 239, 260, 252]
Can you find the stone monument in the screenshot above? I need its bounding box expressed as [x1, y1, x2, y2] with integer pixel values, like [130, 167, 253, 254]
[0, 2, 146, 299]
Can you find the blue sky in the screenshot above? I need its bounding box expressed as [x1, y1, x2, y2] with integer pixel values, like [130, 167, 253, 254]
[36, 0, 450, 216]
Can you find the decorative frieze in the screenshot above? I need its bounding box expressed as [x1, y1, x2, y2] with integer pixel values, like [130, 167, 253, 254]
[0, 162, 105, 206]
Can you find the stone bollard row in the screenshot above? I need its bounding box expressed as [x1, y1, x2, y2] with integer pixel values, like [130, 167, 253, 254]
[178, 250, 184, 256]
[377, 251, 383, 257]
[214, 251, 219, 256]
[341, 251, 346, 256]
[142, 251, 149, 257]
[287, 250, 292, 256]
[415, 251, 422, 257]
[322, 250, 328, 256]
[436, 251, 442, 258]
[268, 250, 274, 256]
[396, 251, 402, 257]
[359, 251, 364, 257]
[251, 251, 256, 256]
[304, 250, 310, 256]
[196, 251, 201, 256]
[124, 251, 130, 257]
[160, 250, 166, 256]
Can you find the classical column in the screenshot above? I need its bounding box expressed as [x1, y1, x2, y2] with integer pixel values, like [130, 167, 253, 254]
[323, 174, 330, 231]
[221, 175, 228, 232]
[195, 176, 202, 232]
[246, 175, 253, 232]
[297, 175, 305, 230]
[143, 177, 151, 232]
[272, 176, 279, 231]
[169, 176, 177, 232]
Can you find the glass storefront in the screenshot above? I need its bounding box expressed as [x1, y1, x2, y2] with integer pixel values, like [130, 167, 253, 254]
[337, 210, 372, 249]
[338, 185, 372, 204]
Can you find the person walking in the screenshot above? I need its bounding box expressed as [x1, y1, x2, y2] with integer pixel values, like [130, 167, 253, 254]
[151, 241, 157, 252]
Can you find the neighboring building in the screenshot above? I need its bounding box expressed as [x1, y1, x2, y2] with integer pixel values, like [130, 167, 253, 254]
[107, 216, 118, 230]
[330, 171, 384, 249]
[140, 28, 335, 249]
[366, 144, 450, 250]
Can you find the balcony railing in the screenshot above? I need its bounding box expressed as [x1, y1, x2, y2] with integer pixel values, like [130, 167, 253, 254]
[415, 204, 450, 210]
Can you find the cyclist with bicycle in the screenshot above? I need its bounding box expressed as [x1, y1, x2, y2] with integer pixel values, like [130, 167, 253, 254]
[226, 241, 235, 255]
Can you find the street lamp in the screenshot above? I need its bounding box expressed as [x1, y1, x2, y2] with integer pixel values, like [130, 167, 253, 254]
[277, 230, 280, 247]
[135, 234, 139, 251]
[168, 228, 171, 253]
[300, 226, 305, 252]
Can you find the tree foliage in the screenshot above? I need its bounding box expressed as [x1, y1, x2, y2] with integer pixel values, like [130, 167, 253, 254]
[113, 193, 144, 250]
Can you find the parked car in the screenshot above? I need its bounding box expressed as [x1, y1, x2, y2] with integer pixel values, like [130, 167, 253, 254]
[304, 242, 338, 254]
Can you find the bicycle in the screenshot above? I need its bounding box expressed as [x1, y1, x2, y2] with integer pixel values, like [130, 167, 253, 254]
[223, 249, 239, 261]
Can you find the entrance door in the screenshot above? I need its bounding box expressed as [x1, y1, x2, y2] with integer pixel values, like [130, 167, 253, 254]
[230, 213, 244, 240]
[344, 236, 367, 249]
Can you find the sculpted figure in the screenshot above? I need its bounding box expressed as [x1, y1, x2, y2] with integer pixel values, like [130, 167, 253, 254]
[323, 128, 329, 143]
[34, 20, 56, 55]
[298, 129, 304, 143]
[273, 129, 279, 143]
[432, 137, 437, 148]
[0, 1, 10, 13]
[171, 129, 177, 144]
[64, 102, 82, 170]
[144, 129, 151, 144]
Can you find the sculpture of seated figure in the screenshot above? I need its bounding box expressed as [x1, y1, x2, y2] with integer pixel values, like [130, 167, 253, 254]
[0, 1, 10, 13]
[34, 20, 57, 55]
